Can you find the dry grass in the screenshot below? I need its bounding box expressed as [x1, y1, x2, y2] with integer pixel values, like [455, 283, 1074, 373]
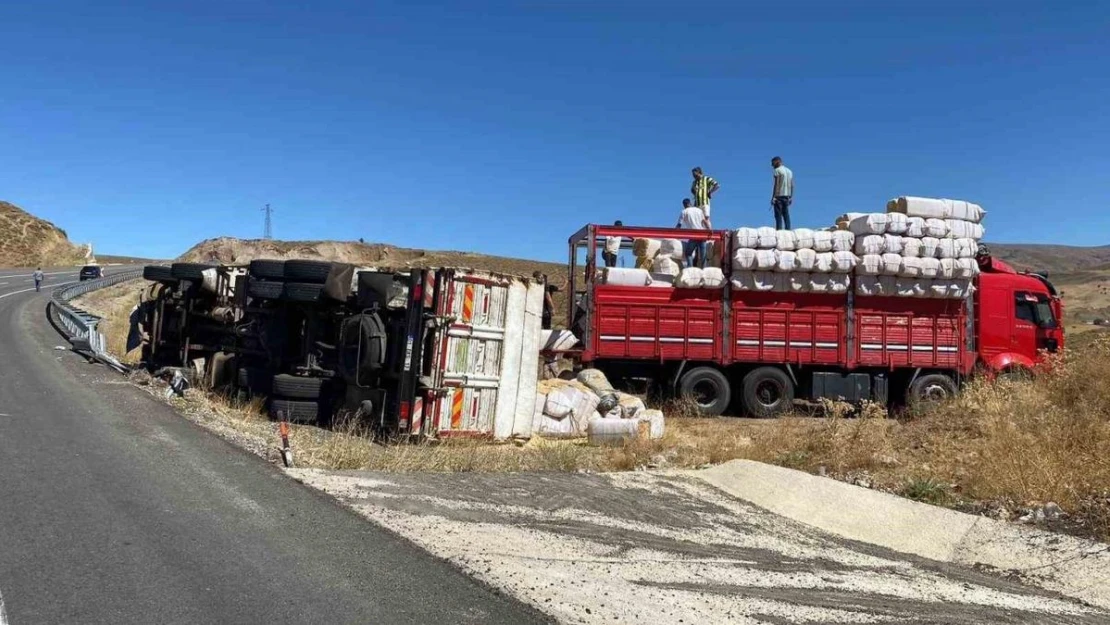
[72, 281, 146, 365]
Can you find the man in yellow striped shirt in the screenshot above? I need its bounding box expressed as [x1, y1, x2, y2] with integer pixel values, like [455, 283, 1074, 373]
[690, 167, 719, 216]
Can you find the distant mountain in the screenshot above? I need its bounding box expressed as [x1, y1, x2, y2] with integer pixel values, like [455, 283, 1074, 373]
[0, 200, 90, 267]
[985, 243, 1110, 275]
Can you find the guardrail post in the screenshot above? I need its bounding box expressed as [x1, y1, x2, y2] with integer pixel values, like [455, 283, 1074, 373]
[49, 267, 145, 372]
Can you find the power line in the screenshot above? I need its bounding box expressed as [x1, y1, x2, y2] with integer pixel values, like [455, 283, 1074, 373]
[262, 203, 273, 240]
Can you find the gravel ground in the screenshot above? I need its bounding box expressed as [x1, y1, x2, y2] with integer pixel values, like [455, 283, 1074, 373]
[289, 469, 1106, 625]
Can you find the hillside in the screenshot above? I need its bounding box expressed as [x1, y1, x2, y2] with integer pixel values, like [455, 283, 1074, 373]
[0, 200, 90, 267]
[987, 243, 1110, 274]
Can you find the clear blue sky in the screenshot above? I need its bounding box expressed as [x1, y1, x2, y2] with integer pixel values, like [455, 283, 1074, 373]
[1, 1, 1107, 260]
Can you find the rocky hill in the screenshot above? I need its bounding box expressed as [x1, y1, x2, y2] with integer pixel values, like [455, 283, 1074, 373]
[987, 243, 1110, 274]
[0, 200, 90, 267]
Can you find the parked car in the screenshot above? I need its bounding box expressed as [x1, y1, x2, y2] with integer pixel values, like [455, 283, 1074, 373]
[79, 265, 103, 281]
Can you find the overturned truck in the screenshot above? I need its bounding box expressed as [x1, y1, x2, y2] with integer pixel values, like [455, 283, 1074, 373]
[139, 260, 545, 437]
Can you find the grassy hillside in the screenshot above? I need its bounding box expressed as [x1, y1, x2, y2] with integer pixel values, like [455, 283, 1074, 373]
[0, 200, 89, 267]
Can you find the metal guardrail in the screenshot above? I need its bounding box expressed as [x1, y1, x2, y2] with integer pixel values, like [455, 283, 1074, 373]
[50, 268, 144, 372]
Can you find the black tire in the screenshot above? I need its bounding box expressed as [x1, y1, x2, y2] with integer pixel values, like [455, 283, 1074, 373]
[997, 367, 1033, 385]
[237, 367, 272, 394]
[143, 265, 177, 283]
[283, 282, 325, 303]
[171, 262, 214, 280]
[907, 373, 958, 410]
[249, 259, 286, 280]
[272, 374, 325, 399]
[284, 260, 333, 283]
[678, 366, 732, 417]
[741, 367, 795, 418]
[269, 399, 319, 425]
[248, 279, 284, 300]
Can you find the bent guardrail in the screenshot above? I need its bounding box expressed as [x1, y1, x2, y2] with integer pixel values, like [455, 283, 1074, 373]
[50, 268, 144, 372]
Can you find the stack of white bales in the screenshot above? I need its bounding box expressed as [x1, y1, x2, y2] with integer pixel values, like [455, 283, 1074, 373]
[730, 227, 857, 293]
[625, 236, 726, 289]
[846, 196, 985, 299]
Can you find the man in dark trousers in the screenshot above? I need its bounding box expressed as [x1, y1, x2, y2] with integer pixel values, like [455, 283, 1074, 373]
[33, 267, 44, 292]
[602, 220, 624, 268]
[771, 156, 794, 230]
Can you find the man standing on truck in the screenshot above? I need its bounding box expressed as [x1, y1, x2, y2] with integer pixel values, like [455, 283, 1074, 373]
[534, 271, 559, 330]
[603, 220, 624, 268]
[676, 199, 711, 268]
[33, 267, 44, 292]
[691, 167, 719, 216]
[771, 156, 794, 230]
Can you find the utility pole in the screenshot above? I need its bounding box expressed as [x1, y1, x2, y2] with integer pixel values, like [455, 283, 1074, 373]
[262, 203, 273, 240]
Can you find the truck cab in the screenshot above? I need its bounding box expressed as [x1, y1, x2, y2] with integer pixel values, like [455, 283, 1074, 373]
[975, 255, 1063, 374]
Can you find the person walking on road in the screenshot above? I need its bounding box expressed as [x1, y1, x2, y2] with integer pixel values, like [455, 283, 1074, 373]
[691, 167, 719, 217]
[771, 156, 794, 230]
[676, 199, 711, 268]
[33, 267, 44, 292]
[603, 220, 624, 268]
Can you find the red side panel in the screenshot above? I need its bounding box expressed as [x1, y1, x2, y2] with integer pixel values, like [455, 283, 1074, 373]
[593, 286, 722, 362]
[854, 296, 966, 370]
[731, 292, 846, 365]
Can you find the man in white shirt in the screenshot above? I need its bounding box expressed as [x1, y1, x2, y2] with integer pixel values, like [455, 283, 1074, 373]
[771, 156, 794, 230]
[603, 220, 623, 268]
[676, 199, 711, 268]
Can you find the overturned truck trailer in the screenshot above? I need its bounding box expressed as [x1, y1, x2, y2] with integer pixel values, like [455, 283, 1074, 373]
[139, 261, 545, 438]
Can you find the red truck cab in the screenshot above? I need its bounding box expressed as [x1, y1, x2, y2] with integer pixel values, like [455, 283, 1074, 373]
[567, 224, 1063, 416]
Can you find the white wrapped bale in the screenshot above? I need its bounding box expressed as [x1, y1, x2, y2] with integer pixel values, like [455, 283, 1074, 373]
[731, 272, 755, 291]
[754, 249, 778, 270]
[924, 218, 949, 238]
[813, 230, 834, 252]
[905, 217, 926, 238]
[795, 248, 817, 271]
[886, 212, 909, 234]
[753, 271, 777, 291]
[928, 280, 950, 299]
[788, 273, 809, 293]
[881, 253, 903, 276]
[616, 394, 646, 419]
[945, 220, 985, 240]
[828, 274, 850, 294]
[733, 247, 758, 270]
[756, 227, 778, 249]
[735, 227, 759, 248]
[702, 267, 726, 288]
[705, 240, 723, 267]
[677, 267, 704, 288]
[855, 235, 885, 255]
[638, 409, 665, 439]
[848, 213, 890, 235]
[921, 237, 941, 258]
[900, 256, 923, 278]
[855, 276, 885, 297]
[883, 234, 904, 255]
[831, 231, 855, 252]
[577, 368, 615, 394]
[955, 238, 978, 259]
[835, 212, 866, 230]
[939, 258, 958, 279]
[633, 238, 661, 258]
[920, 257, 941, 278]
[936, 238, 957, 259]
[858, 254, 883, 276]
[654, 256, 681, 277]
[808, 274, 829, 293]
[956, 258, 980, 278]
[813, 252, 834, 273]
[775, 250, 798, 273]
[887, 196, 986, 223]
[896, 279, 927, 298]
[658, 238, 684, 259]
[950, 280, 974, 299]
[793, 228, 816, 250]
[775, 230, 797, 251]
[832, 251, 858, 273]
[648, 273, 675, 287]
[603, 267, 652, 286]
[902, 237, 924, 258]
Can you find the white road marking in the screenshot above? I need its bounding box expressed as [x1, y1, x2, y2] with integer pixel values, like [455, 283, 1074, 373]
[0, 282, 7, 286]
[0, 281, 77, 299]
[0, 585, 9, 624]
[0, 270, 76, 279]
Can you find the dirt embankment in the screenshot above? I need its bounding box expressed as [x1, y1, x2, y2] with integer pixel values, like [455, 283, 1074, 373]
[0, 200, 89, 267]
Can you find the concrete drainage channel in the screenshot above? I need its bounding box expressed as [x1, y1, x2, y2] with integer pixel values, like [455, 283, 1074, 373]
[49, 267, 142, 372]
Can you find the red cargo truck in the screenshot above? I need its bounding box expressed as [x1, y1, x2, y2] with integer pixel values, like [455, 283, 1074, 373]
[567, 225, 1064, 416]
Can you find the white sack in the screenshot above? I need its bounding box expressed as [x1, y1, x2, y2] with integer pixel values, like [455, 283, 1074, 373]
[732, 247, 758, 270]
[896, 278, 927, 298]
[793, 228, 816, 250]
[753, 271, 777, 291]
[617, 394, 646, 419]
[936, 238, 957, 259]
[648, 273, 675, 287]
[702, 267, 726, 288]
[855, 235, 885, 255]
[775, 230, 797, 251]
[855, 276, 883, 297]
[886, 212, 909, 234]
[924, 218, 949, 238]
[835, 212, 866, 230]
[921, 237, 941, 258]
[858, 254, 883, 276]
[544, 386, 576, 418]
[775, 250, 798, 273]
[920, 257, 941, 279]
[883, 234, 904, 255]
[603, 267, 652, 286]
[756, 227, 778, 249]
[956, 258, 980, 279]
[788, 273, 809, 293]
[735, 227, 759, 249]
[888, 196, 986, 223]
[955, 238, 978, 259]
[638, 409, 665, 440]
[902, 237, 924, 258]
[654, 256, 681, 277]
[795, 248, 817, 271]
[677, 267, 704, 288]
[808, 274, 829, 293]
[755, 249, 778, 270]
[881, 253, 903, 276]
[587, 418, 639, 445]
[950, 279, 974, 299]
[730, 272, 755, 291]
[813, 230, 834, 252]
[828, 274, 850, 294]
[939, 258, 958, 279]
[577, 369, 615, 394]
[542, 329, 579, 352]
[945, 219, 985, 240]
[831, 231, 855, 253]
[813, 252, 834, 273]
[832, 251, 858, 273]
[928, 280, 950, 299]
[900, 256, 923, 278]
[633, 238, 661, 258]
[848, 213, 890, 235]
[658, 238, 684, 259]
[905, 217, 926, 238]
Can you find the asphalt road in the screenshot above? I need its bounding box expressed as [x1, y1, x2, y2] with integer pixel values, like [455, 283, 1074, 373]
[0, 268, 550, 624]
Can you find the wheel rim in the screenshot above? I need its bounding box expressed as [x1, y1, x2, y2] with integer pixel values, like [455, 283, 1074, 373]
[755, 379, 783, 408]
[692, 380, 719, 407]
[920, 383, 949, 402]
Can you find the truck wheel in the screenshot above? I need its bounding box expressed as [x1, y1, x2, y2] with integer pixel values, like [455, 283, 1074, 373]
[997, 367, 1032, 384]
[237, 367, 272, 395]
[907, 373, 957, 410]
[247, 279, 284, 300]
[171, 262, 214, 280]
[248, 259, 286, 281]
[143, 265, 177, 284]
[678, 367, 731, 417]
[741, 367, 794, 418]
[283, 282, 325, 302]
[269, 399, 319, 425]
[272, 374, 326, 400]
[284, 260, 333, 283]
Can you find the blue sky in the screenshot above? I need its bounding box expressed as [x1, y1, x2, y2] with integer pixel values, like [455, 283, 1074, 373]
[1, 1, 1107, 260]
